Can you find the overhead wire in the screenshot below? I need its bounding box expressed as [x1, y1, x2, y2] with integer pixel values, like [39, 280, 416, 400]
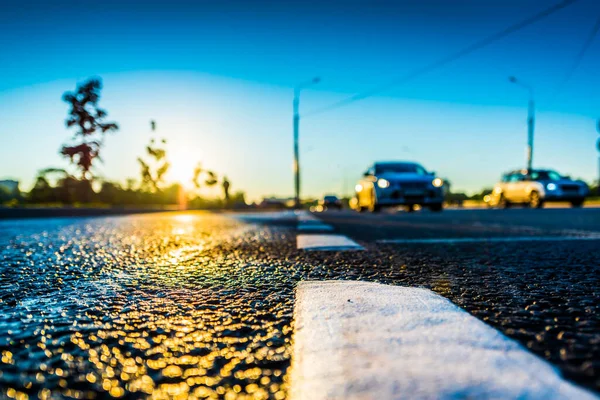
[554, 14, 600, 96]
[304, 0, 581, 117]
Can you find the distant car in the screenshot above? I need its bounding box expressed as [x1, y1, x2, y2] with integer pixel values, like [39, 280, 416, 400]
[319, 195, 342, 210]
[489, 169, 589, 208]
[258, 198, 292, 210]
[355, 161, 445, 212]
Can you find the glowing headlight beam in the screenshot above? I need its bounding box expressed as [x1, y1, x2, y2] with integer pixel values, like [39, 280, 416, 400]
[432, 178, 444, 187]
[377, 179, 390, 189]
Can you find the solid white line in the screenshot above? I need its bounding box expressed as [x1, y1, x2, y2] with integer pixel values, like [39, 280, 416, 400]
[297, 234, 363, 251]
[290, 281, 597, 400]
[378, 235, 600, 244]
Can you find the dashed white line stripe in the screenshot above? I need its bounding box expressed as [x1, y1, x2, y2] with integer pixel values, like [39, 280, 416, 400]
[296, 210, 322, 222]
[378, 236, 600, 244]
[296, 211, 335, 232]
[291, 280, 597, 400]
[232, 211, 296, 221]
[297, 234, 363, 251]
[297, 223, 334, 232]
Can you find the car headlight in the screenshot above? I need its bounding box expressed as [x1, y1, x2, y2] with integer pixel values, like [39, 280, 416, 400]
[432, 178, 443, 187]
[546, 183, 557, 191]
[355, 184, 363, 192]
[377, 178, 390, 189]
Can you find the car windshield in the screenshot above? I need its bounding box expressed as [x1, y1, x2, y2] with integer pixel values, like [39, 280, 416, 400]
[530, 170, 563, 181]
[376, 164, 427, 175]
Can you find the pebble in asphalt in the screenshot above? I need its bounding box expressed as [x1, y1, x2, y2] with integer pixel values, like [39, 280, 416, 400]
[0, 208, 599, 398]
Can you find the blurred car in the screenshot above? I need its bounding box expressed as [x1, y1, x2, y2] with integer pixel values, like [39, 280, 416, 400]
[489, 169, 589, 208]
[319, 195, 342, 210]
[355, 161, 444, 212]
[258, 197, 293, 209]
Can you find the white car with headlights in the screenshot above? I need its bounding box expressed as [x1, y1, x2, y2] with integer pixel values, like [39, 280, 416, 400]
[355, 161, 445, 212]
[489, 169, 589, 208]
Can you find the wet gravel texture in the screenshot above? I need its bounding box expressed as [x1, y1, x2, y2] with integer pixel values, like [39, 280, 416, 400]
[0, 213, 301, 399]
[1, 209, 599, 398]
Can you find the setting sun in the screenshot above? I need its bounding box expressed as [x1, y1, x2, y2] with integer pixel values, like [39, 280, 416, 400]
[166, 149, 197, 189]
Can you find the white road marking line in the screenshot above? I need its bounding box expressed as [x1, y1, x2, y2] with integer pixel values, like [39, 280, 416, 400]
[232, 211, 296, 221]
[297, 234, 363, 251]
[296, 211, 335, 232]
[378, 235, 600, 244]
[290, 280, 597, 400]
[556, 229, 600, 237]
[297, 223, 334, 232]
[295, 210, 321, 222]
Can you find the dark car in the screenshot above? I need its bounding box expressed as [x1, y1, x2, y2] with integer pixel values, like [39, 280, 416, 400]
[355, 161, 445, 212]
[319, 195, 342, 210]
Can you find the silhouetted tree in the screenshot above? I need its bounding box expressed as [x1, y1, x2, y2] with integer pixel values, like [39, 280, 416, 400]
[163, 183, 185, 205]
[61, 78, 118, 181]
[0, 186, 12, 203]
[28, 176, 53, 203]
[469, 188, 493, 201]
[98, 181, 122, 204]
[0, 181, 21, 204]
[125, 178, 137, 191]
[138, 138, 170, 192]
[229, 191, 246, 207]
[27, 168, 67, 203]
[590, 182, 599, 197]
[192, 164, 218, 191]
[222, 176, 231, 202]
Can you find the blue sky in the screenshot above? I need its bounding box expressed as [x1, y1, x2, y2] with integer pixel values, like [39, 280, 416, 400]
[1, 0, 599, 200]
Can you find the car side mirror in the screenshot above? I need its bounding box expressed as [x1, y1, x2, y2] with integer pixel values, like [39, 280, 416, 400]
[363, 171, 370, 177]
[430, 171, 436, 176]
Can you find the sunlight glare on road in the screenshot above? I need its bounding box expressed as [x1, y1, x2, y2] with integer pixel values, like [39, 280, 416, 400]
[173, 214, 195, 222]
[0, 213, 292, 400]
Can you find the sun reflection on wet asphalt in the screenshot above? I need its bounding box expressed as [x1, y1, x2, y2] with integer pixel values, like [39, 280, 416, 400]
[0, 212, 296, 399]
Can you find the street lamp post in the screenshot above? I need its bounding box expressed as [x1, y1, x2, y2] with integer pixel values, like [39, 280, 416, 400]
[293, 77, 320, 209]
[597, 120, 600, 193]
[509, 76, 535, 172]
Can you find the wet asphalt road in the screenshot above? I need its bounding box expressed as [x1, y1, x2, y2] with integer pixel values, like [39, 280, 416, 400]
[313, 208, 600, 393]
[1, 208, 599, 398]
[0, 213, 299, 400]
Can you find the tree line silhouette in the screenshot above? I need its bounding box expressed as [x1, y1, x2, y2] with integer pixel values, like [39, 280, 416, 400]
[8, 78, 245, 208]
[1, 77, 598, 207]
